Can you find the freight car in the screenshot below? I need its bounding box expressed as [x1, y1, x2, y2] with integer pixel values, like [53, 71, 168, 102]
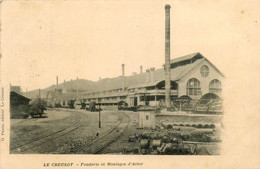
[30, 103, 47, 118]
[117, 101, 139, 111]
[86, 102, 102, 112]
[68, 100, 76, 109]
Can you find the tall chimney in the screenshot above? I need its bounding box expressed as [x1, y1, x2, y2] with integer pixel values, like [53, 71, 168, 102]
[77, 77, 79, 97]
[146, 69, 150, 83]
[56, 76, 58, 90]
[150, 67, 155, 82]
[39, 88, 41, 99]
[165, 4, 171, 109]
[122, 64, 125, 89]
[140, 66, 143, 74]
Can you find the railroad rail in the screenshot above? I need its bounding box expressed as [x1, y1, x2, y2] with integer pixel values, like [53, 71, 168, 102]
[10, 113, 86, 153]
[11, 109, 131, 154]
[16, 118, 39, 124]
[78, 112, 131, 154]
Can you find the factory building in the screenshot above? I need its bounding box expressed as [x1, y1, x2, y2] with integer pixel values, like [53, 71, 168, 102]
[10, 91, 31, 118]
[82, 52, 224, 110]
[48, 78, 82, 107]
[82, 5, 224, 111]
[52, 4, 224, 112]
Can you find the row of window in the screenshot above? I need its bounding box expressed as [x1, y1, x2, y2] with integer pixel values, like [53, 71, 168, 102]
[86, 96, 127, 102]
[187, 78, 222, 96]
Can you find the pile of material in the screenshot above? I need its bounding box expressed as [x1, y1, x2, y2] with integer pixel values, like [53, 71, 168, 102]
[138, 134, 198, 155]
[125, 120, 220, 155]
[125, 129, 212, 155]
[139, 129, 211, 143]
[161, 122, 216, 129]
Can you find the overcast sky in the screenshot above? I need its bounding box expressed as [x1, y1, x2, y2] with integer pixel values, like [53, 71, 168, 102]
[1, 0, 259, 91]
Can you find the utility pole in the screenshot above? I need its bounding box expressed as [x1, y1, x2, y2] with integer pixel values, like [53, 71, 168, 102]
[98, 100, 101, 128]
[39, 88, 41, 105]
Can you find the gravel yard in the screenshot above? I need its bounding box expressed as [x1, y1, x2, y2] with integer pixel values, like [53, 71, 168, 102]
[100, 111, 222, 155]
[10, 109, 222, 155]
[10, 109, 123, 154]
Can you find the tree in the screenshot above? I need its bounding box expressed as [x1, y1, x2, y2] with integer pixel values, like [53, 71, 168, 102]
[29, 99, 47, 118]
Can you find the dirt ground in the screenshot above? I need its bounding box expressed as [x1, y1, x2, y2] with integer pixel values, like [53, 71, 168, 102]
[10, 109, 122, 154]
[99, 111, 142, 154]
[10, 109, 222, 155]
[100, 111, 221, 155]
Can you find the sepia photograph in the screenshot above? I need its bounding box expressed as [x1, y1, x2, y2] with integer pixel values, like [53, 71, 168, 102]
[1, 0, 260, 168]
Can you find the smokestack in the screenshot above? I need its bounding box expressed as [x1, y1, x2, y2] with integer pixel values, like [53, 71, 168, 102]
[77, 77, 79, 97]
[39, 88, 41, 98]
[165, 4, 171, 109]
[38, 88, 41, 105]
[146, 69, 150, 83]
[122, 64, 125, 89]
[62, 80, 66, 93]
[140, 66, 143, 74]
[56, 76, 59, 91]
[150, 67, 155, 82]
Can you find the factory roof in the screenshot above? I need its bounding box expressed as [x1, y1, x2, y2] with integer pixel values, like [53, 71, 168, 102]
[10, 91, 31, 101]
[10, 91, 31, 106]
[83, 52, 223, 94]
[127, 58, 205, 89]
[27, 52, 224, 99]
[169, 52, 202, 64]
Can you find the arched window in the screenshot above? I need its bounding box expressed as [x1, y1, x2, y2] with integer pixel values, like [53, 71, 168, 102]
[209, 79, 222, 94]
[187, 78, 201, 96]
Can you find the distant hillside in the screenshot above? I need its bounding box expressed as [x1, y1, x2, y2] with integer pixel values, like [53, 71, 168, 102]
[25, 79, 96, 99]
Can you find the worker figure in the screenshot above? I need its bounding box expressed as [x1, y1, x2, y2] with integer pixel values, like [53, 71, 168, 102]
[96, 132, 99, 138]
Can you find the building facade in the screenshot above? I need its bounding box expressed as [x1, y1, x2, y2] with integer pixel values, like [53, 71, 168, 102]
[81, 53, 224, 110]
[10, 91, 31, 118]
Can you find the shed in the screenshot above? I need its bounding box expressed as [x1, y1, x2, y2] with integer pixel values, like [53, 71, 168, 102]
[10, 91, 31, 106]
[138, 111, 155, 129]
[10, 91, 31, 119]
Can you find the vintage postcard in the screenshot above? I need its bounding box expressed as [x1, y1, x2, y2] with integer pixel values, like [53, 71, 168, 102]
[0, 0, 259, 169]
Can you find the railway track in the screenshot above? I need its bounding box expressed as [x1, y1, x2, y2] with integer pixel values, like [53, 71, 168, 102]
[10, 113, 87, 153]
[95, 121, 130, 154]
[79, 112, 131, 154]
[17, 118, 39, 124]
[11, 109, 131, 154]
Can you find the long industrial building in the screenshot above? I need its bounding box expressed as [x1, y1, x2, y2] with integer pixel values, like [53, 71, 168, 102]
[81, 52, 224, 110]
[81, 4, 224, 111]
[50, 4, 224, 112]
